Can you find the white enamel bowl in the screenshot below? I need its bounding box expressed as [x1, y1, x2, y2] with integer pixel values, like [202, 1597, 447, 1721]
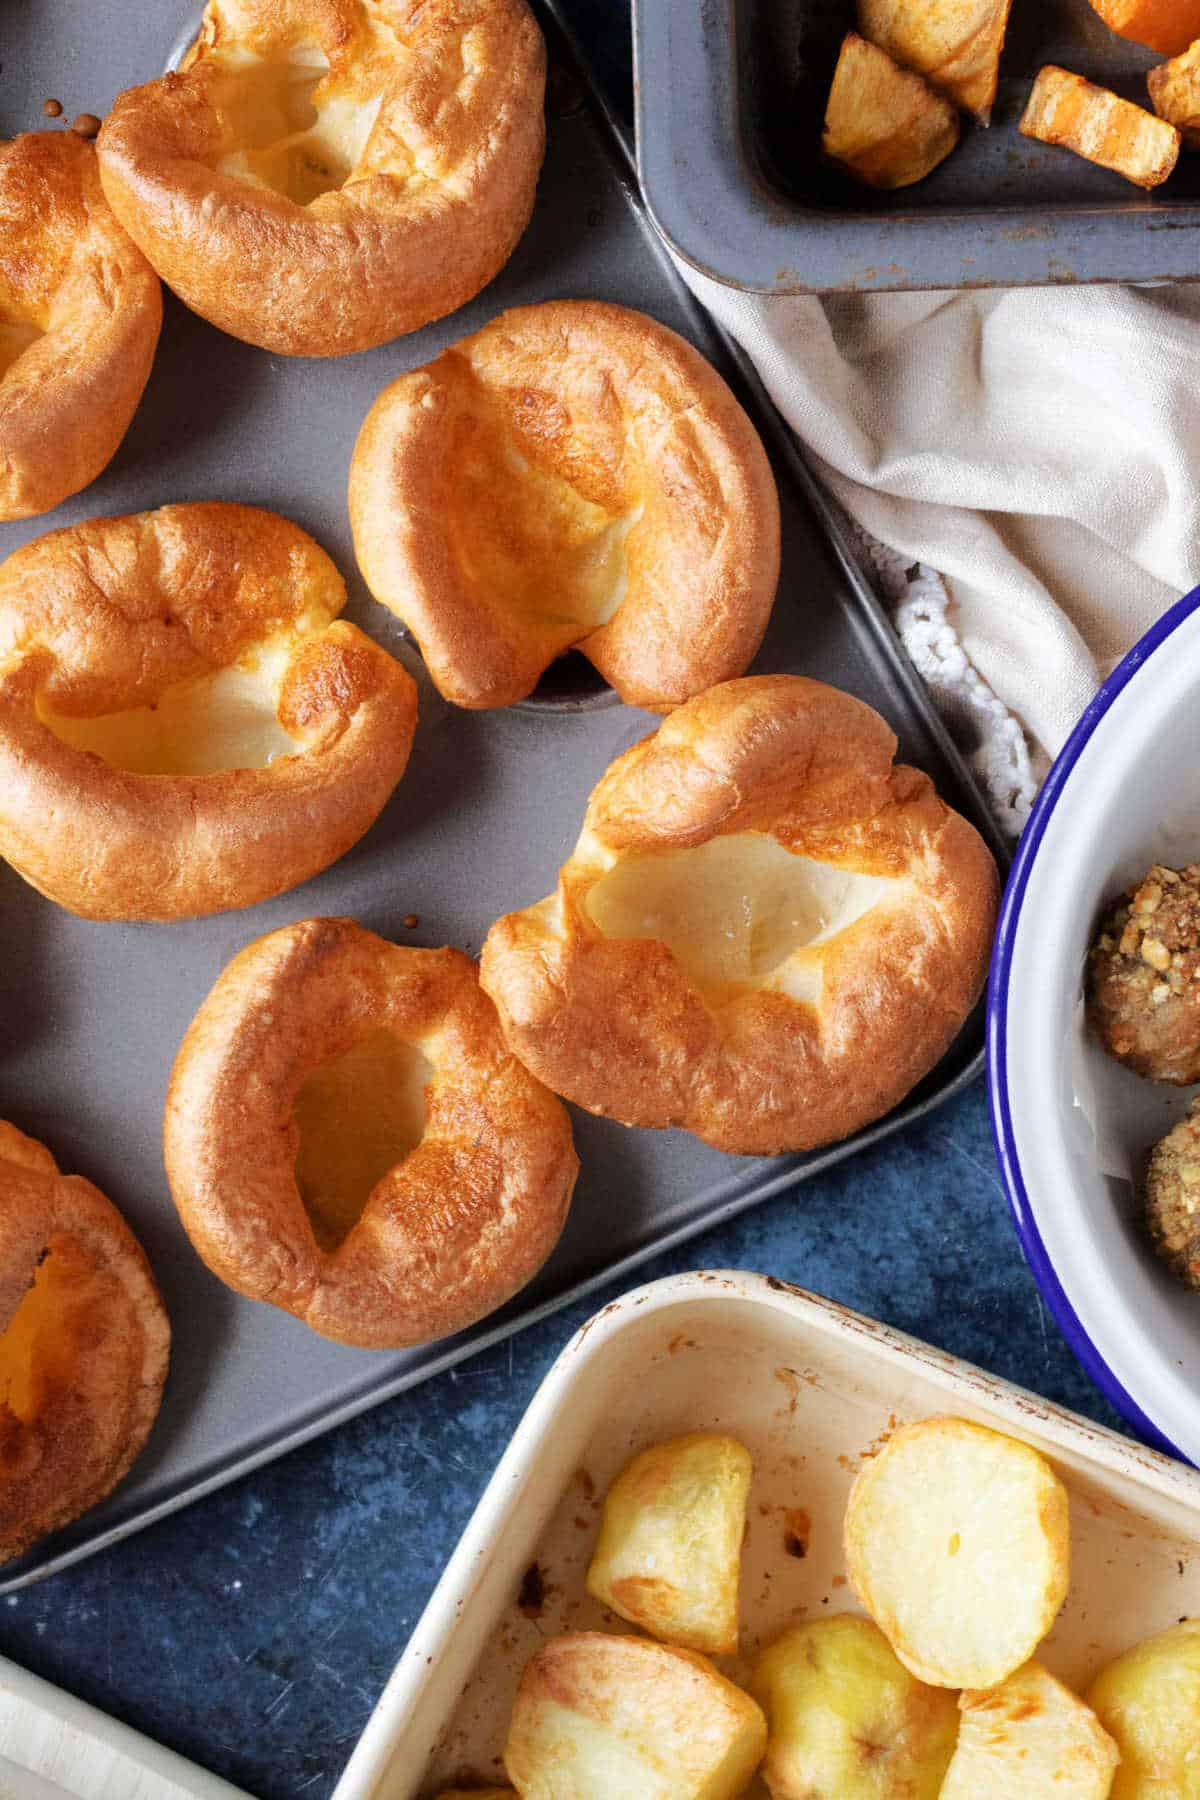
[989, 585, 1200, 1462]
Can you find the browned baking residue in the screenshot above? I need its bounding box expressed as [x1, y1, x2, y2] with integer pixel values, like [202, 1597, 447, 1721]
[403, 913, 419, 929]
[517, 1561, 546, 1617]
[42, 99, 63, 118]
[832, 1573, 847, 1587]
[71, 113, 101, 139]
[577, 1468, 596, 1502]
[784, 1506, 811, 1559]
[774, 1366, 803, 1414]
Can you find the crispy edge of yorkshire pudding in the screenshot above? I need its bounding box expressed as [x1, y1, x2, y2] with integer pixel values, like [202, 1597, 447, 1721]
[0, 501, 418, 922]
[0, 1121, 170, 1566]
[349, 300, 782, 711]
[96, 0, 546, 357]
[480, 675, 999, 1155]
[0, 132, 161, 522]
[163, 917, 579, 1348]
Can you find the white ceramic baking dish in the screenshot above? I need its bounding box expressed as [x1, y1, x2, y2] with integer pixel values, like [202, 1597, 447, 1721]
[0, 1655, 249, 1798]
[333, 1269, 1200, 1798]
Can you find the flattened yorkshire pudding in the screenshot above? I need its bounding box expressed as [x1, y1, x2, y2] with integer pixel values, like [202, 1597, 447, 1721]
[164, 918, 578, 1348]
[97, 0, 545, 357]
[0, 502, 417, 921]
[481, 676, 998, 1155]
[0, 1121, 169, 1565]
[0, 132, 160, 521]
[349, 301, 781, 710]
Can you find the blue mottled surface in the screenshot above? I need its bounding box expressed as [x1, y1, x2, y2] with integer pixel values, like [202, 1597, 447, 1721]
[0, 6, 1128, 1797]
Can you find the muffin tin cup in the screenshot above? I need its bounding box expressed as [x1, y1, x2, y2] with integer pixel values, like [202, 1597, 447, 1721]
[0, 0, 1001, 1590]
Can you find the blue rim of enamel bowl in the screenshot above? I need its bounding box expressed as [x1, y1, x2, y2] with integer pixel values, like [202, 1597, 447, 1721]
[987, 584, 1200, 1465]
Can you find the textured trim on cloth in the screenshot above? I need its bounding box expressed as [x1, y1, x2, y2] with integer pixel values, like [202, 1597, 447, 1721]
[848, 527, 1045, 838]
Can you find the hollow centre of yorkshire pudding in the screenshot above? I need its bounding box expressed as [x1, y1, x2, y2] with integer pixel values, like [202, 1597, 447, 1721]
[585, 833, 898, 1003]
[0, 312, 43, 382]
[446, 384, 642, 637]
[38, 646, 299, 776]
[293, 1029, 433, 1251]
[0, 1233, 102, 1428]
[207, 39, 385, 206]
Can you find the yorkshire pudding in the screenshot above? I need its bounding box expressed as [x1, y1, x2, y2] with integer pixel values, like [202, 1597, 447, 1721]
[349, 300, 781, 711]
[96, 0, 546, 357]
[163, 917, 578, 1348]
[0, 1121, 169, 1565]
[0, 132, 160, 521]
[480, 676, 998, 1155]
[0, 502, 417, 921]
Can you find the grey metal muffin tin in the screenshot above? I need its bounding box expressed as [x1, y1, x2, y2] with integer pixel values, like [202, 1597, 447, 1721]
[634, 0, 1200, 293]
[0, 0, 1004, 1588]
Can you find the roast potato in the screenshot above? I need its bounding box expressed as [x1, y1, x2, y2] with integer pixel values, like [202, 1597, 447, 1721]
[752, 1614, 959, 1799]
[1086, 0, 1200, 55]
[857, 0, 1013, 121]
[843, 1416, 1070, 1689]
[823, 33, 960, 189]
[1087, 1618, 1200, 1798]
[503, 1632, 767, 1799]
[585, 1431, 752, 1655]
[1020, 66, 1181, 188]
[1149, 41, 1200, 146]
[941, 1661, 1119, 1799]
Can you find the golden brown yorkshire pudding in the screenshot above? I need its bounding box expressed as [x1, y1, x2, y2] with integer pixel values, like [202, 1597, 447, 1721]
[0, 1121, 169, 1565]
[96, 0, 546, 357]
[349, 301, 782, 711]
[481, 676, 998, 1155]
[163, 918, 578, 1348]
[0, 502, 417, 922]
[0, 132, 160, 522]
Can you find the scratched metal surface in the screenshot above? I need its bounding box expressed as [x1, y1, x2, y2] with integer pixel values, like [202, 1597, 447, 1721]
[0, 0, 1001, 1591]
[635, 0, 1200, 291]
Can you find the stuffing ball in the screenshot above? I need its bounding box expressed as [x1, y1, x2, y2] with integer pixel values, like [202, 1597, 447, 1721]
[1144, 1099, 1200, 1290]
[1088, 864, 1200, 1083]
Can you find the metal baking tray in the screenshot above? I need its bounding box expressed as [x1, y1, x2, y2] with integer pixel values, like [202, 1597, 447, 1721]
[634, 0, 1200, 293]
[0, 0, 1003, 1590]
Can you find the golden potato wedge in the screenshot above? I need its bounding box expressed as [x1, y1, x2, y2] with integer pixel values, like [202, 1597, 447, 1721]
[857, 0, 1013, 122]
[1149, 40, 1200, 146]
[941, 1661, 1119, 1799]
[1020, 66, 1181, 189]
[823, 33, 961, 189]
[843, 1416, 1070, 1689]
[1088, 1618, 1200, 1799]
[1087, 0, 1200, 56]
[752, 1614, 959, 1800]
[585, 1431, 752, 1655]
[503, 1632, 767, 1800]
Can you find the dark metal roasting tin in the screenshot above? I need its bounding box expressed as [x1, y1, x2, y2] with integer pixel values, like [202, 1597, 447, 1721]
[634, 0, 1200, 292]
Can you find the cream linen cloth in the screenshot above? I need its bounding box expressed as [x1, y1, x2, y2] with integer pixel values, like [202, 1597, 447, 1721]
[675, 266, 1200, 832]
